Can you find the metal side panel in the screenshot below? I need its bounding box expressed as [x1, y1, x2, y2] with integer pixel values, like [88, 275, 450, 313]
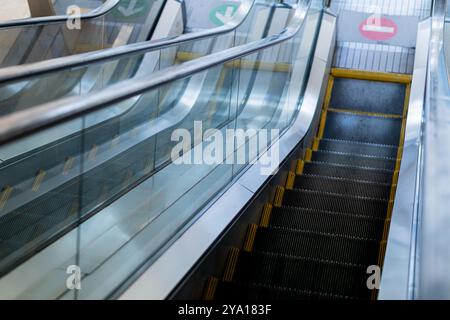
[378, 18, 431, 300]
[119, 12, 337, 300]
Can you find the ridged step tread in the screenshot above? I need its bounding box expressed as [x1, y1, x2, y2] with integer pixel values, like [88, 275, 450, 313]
[269, 206, 385, 240]
[215, 281, 356, 300]
[253, 227, 380, 265]
[294, 174, 391, 200]
[311, 150, 397, 170]
[318, 138, 398, 159]
[231, 251, 371, 299]
[282, 189, 389, 218]
[303, 161, 394, 184]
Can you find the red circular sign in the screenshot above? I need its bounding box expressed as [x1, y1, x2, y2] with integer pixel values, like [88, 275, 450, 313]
[359, 17, 398, 41]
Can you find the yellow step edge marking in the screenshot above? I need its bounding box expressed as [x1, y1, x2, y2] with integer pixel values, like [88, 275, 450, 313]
[305, 149, 313, 162]
[403, 83, 411, 118]
[273, 187, 285, 207]
[323, 76, 335, 111]
[387, 200, 395, 220]
[243, 224, 258, 253]
[389, 184, 398, 202]
[203, 277, 219, 300]
[378, 241, 388, 267]
[331, 68, 412, 84]
[397, 146, 404, 160]
[327, 107, 403, 119]
[398, 118, 407, 148]
[285, 172, 296, 190]
[312, 137, 320, 151]
[392, 171, 400, 186]
[260, 204, 273, 228]
[318, 110, 328, 139]
[296, 160, 305, 175]
[222, 248, 240, 282]
[382, 219, 392, 241]
[63, 156, 75, 175]
[32, 170, 46, 192]
[88, 144, 98, 161]
[316, 76, 334, 138]
[0, 186, 13, 210]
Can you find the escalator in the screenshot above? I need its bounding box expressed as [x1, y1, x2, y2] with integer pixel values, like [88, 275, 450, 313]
[0, 0, 169, 67]
[205, 69, 410, 300]
[0, 0, 432, 300]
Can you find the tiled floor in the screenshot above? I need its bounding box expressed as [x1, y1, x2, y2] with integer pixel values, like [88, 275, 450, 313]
[330, 0, 433, 74]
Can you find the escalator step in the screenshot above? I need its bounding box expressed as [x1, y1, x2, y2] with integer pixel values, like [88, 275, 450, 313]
[269, 206, 385, 240]
[311, 150, 397, 170]
[294, 174, 391, 200]
[253, 227, 380, 265]
[282, 189, 389, 218]
[232, 251, 371, 299]
[304, 161, 394, 184]
[318, 138, 398, 159]
[215, 281, 344, 300]
[323, 111, 402, 146]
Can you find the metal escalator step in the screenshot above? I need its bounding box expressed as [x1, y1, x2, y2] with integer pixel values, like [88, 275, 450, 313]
[294, 174, 391, 200]
[311, 150, 396, 170]
[269, 206, 385, 240]
[233, 251, 371, 299]
[318, 138, 398, 159]
[304, 161, 394, 184]
[253, 227, 380, 265]
[323, 111, 402, 146]
[214, 281, 354, 300]
[282, 189, 389, 219]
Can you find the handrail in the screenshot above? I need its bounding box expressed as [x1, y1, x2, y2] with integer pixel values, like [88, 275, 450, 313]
[0, 0, 311, 145]
[0, 0, 120, 28]
[0, 0, 256, 84]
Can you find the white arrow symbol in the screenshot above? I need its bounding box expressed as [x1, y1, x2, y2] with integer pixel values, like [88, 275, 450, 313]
[215, 6, 235, 25]
[118, 0, 141, 17]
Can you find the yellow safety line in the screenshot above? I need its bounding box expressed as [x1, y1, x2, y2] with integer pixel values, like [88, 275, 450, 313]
[312, 137, 320, 151]
[222, 248, 240, 282]
[260, 204, 273, 227]
[203, 277, 219, 300]
[296, 160, 305, 175]
[32, 170, 46, 192]
[317, 76, 334, 138]
[327, 107, 403, 119]
[331, 68, 412, 84]
[273, 186, 285, 207]
[243, 224, 258, 252]
[0, 186, 12, 210]
[285, 172, 296, 190]
[63, 156, 75, 175]
[305, 149, 313, 161]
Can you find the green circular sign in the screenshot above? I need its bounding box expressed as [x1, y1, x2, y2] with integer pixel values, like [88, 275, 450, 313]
[112, 0, 149, 21]
[209, 3, 239, 26]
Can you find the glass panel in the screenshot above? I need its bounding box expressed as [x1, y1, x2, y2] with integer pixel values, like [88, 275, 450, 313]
[0, 1, 274, 116]
[0, 0, 323, 299]
[0, 0, 165, 68]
